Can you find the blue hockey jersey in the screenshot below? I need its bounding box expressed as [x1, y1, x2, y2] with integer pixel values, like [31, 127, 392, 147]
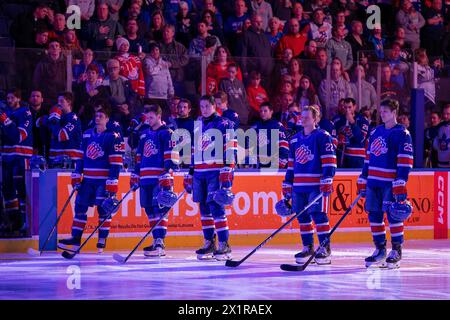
[45, 112, 83, 161]
[285, 128, 337, 192]
[251, 118, 289, 167]
[1, 106, 33, 160]
[334, 114, 369, 160]
[134, 125, 179, 185]
[191, 113, 237, 176]
[221, 109, 240, 129]
[361, 124, 414, 187]
[75, 128, 125, 181]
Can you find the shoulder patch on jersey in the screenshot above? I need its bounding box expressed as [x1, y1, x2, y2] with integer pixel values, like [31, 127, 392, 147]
[291, 138, 298, 143]
[83, 134, 91, 138]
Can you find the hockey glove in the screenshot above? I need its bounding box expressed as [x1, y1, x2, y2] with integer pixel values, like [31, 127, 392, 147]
[279, 158, 288, 169]
[49, 106, 62, 123]
[219, 167, 234, 189]
[282, 181, 293, 200]
[0, 112, 12, 126]
[357, 177, 367, 198]
[105, 179, 119, 196]
[130, 173, 140, 191]
[71, 172, 82, 190]
[392, 179, 407, 202]
[183, 174, 193, 194]
[320, 178, 333, 197]
[159, 173, 174, 192]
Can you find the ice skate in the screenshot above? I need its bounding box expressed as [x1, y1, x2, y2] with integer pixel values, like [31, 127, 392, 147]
[196, 237, 216, 260]
[314, 243, 331, 265]
[365, 242, 387, 268]
[386, 243, 402, 269]
[295, 244, 315, 264]
[214, 241, 232, 261]
[58, 237, 81, 252]
[97, 239, 106, 254]
[143, 238, 166, 257]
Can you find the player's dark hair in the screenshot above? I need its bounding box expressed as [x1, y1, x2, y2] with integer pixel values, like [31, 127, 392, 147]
[344, 97, 356, 105]
[260, 102, 273, 111]
[58, 91, 73, 105]
[200, 95, 216, 106]
[381, 99, 400, 114]
[7, 88, 21, 99]
[147, 104, 162, 116]
[214, 91, 228, 103]
[94, 99, 112, 118]
[177, 98, 192, 110]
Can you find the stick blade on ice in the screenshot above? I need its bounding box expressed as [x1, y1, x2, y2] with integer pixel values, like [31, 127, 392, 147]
[27, 248, 41, 257]
[113, 253, 126, 264]
[225, 260, 241, 267]
[280, 264, 305, 272]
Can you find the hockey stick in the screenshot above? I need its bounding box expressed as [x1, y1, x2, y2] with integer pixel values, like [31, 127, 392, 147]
[28, 186, 78, 256]
[113, 191, 186, 264]
[225, 193, 324, 268]
[280, 193, 362, 272]
[61, 188, 135, 260]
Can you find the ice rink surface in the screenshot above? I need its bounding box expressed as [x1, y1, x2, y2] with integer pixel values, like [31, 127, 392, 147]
[1, 239, 449, 300]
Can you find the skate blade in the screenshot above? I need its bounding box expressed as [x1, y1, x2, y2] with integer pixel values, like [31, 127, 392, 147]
[215, 253, 232, 261]
[295, 257, 315, 265]
[365, 261, 387, 268]
[57, 243, 80, 252]
[314, 257, 331, 265]
[197, 254, 215, 261]
[386, 262, 400, 269]
[144, 249, 166, 257]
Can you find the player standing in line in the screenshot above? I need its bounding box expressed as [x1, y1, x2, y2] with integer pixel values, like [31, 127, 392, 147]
[58, 103, 125, 253]
[333, 98, 369, 168]
[130, 104, 179, 257]
[281, 104, 337, 265]
[0, 88, 33, 235]
[183, 95, 237, 261]
[357, 99, 414, 269]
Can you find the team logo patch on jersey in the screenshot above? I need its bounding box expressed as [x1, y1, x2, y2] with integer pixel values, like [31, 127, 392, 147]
[200, 133, 213, 151]
[143, 140, 158, 157]
[258, 132, 269, 147]
[370, 137, 388, 156]
[86, 142, 104, 160]
[295, 145, 314, 164]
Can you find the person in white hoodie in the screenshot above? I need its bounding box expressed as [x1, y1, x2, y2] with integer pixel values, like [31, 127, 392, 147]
[143, 42, 175, 100]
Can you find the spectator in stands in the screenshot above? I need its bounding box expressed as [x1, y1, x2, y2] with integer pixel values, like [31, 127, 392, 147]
[266, 17, 284, 50]
[276, 18, 307, 58]
[250, 0, 273, 31]
[73, 49, 105, 84]
[350, 65, 377, 113]
[122, 18, 149, 53]
[377, 64, 404, 103]
[188, 21, 221, 63]
[32, 40, 69, 104]
[298, 40, 318, 60]
[114, 37, 145, 97]
[288, 58, 304, 91]
[202, 9, 224, 43]
[67, 0, 95, 21]
[205, 77, 218, 95]
[391, 27, 413, 61]
[143, 42, 175, 107]
[304, 48, 328, 91]
[120, 1, 150, 39]
[422, 0, 445, 57]
[74, 63, 108, 130]
[334, 9, 349, 38]
[219, 63, 251, 126]
[386, 42, 410, 90]
[237, 13, 274, 86]
[224, 0, 250, 54]
[48, 13, 66, 43]
[345, 20, 369, 62]
[104, 0, 124, 22]
[207, 46, 243, 85]
[246, 70, 269, 114]
[368, 23, 386, 60]
[203, 0, 224, 28]
[272, 81, 294, 115]
[272, 48, 293, 92]
[148, 10, 166, 42]
[63, 29, 83, 60]
[160, 24, 189, 97]
[296, 75, 321, 108]
[84, 3, 124, 51]
[10, 3, 53, 48]
[175, 1, 196, 48]
[101, 58, 139, 131]
[425, 111, 442, 167]
[29, 90, 50, 157]
[415, 48, 437, 110]
[398, 113, 411, 129]
[270, 0, 292, 23]
[290, 2, 310, 33]
[396, 0, 425, 50]
[309, 8, 332, 47]
[326, 25, 353, 71]
[319, 57, 353, 119]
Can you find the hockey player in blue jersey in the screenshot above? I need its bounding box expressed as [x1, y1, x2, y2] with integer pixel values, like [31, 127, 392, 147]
[39, 92, 83, 166]
[214, 91, 240, 129]
[334, 98, 369, 168]
[183, 95, 237, 261]
[0, 88, 33, 235]
[251, 102, 289, 168]
[357, 99, 414, 269]
[282, 104, 337, 265]
[130, 104, 180, 257]
[58, 103, 125, 253]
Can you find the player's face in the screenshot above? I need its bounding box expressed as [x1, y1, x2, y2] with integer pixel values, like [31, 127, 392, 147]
[301, 110, 316, 128]
[95, 112, 109, 127]
[146, 111, 160, 127]
[344, 102, 355, 115]
[380, 106, 396, 124]
[57, 97, 71, 113]
[29, 91, 43, 106]
[200, 100, 215, 118]
[177, 102, 190, 118]
[259, 106, 273, 121]
[7, 93, 19, 108]
[442, 107, 450, 122]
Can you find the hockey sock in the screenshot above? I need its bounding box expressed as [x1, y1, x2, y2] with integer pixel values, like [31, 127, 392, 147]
[388, 221, 404, 245]
[97, 207, 111, 242]
[299, 222, 314, 246]
[150, 216, 168, 239]
[369, 211, 386, 244]
[71, 213, 87, 239]
[313, 212, 331, 244]
[214, 217, 229, 242]
[201, 216, 215, 240]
